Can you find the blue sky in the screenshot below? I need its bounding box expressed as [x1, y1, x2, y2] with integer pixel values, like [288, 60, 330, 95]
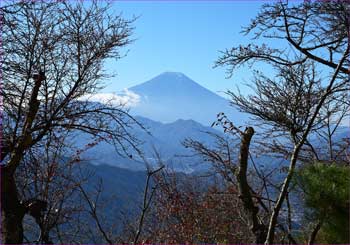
[103, 1, 265, 96]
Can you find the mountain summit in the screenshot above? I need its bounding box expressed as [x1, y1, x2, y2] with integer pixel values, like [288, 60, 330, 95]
[130, 72, 218, 99]
[129, 72, 247, 126]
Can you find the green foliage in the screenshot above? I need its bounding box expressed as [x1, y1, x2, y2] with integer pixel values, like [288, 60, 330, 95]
[295, 162, 350, 243]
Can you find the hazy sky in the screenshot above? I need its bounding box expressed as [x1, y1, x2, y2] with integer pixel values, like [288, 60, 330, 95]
[103, 1, 265, 96]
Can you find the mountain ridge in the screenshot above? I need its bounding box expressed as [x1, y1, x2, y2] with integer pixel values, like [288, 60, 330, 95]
[77, 115, 220, 173]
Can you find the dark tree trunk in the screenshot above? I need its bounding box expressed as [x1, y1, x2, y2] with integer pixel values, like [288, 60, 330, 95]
[308, 221, 322, 245]
[1, 166, 26, 244]
[1, 166, 49, 244]
[236, 127, 266, 244]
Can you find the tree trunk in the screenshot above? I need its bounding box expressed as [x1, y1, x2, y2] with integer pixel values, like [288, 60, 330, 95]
[1, 166, 26, 244]
[308, 221, 322, 245]
[264, 146, 301, 244]
[235, 127, 266, 244]
[0, 76, 44, 244]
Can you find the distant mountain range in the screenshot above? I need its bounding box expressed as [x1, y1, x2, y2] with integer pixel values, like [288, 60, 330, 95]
[129, 72, 248, 126]
[77, 115, 220, 173]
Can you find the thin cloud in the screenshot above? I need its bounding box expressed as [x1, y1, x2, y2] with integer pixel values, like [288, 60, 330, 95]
[79, 89, 140, 107]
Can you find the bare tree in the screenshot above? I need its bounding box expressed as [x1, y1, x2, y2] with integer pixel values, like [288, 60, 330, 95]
[235, 61, 347, 244]
[18, 134, 108, 244]
[17, 132, 83, 244]
[149, 167, 252, 244]
[215, 1, 349, 243]
[78, 179, 114, 245]
[185, 116, 272, 244]
[215, 1, 349, 76]
[0, 1, 137, 243]
[132, 165, 164, 244]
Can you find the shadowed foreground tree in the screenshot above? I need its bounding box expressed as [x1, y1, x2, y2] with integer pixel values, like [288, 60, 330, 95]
[215, 1, 349, 244]
[0, 1, 137, 243]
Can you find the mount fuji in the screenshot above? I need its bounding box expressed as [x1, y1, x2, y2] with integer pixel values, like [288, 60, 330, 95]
[128, 72, 248, 126]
